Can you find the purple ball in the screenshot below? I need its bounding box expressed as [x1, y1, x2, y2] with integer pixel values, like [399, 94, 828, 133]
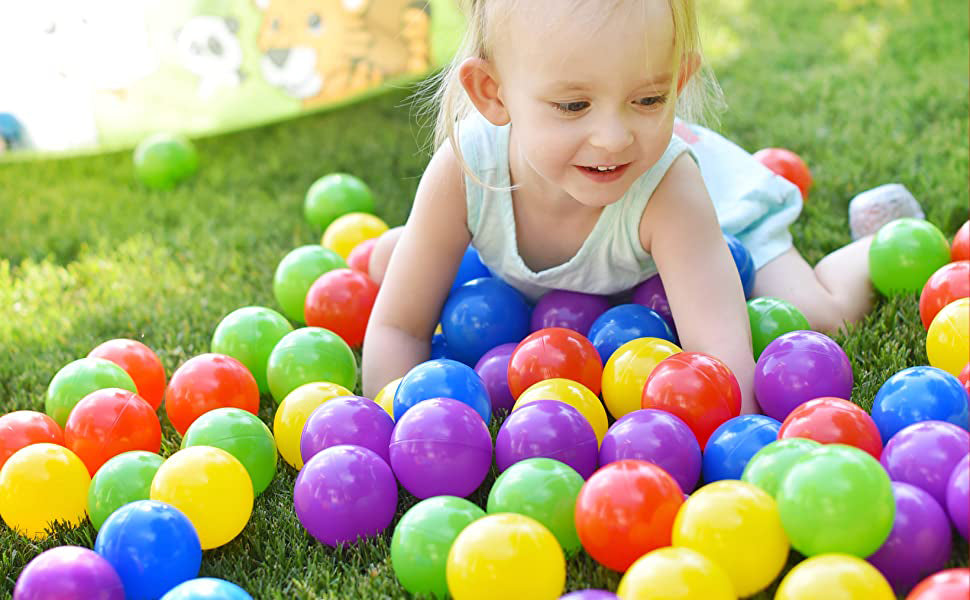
[293, 445, 398, 546]
[560, 591, 619, 600]
[14, 546, 124, 600]
[754, 330, 853, 421]
[947, 453, 969, 539]
[474, 343, 518, 413]
[531, 290, 611, 336]
[867, 482, 952, 592]
[300, 396, 394, 465]
[599, 409, 701, 493]
[631, 275, 674, 329]
[881, 420, 970, 508]
[495, 400, 598, 479]
[389, 398, 492, 498]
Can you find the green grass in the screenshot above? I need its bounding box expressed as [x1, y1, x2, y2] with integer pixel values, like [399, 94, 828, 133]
[1, 0, 968, 598]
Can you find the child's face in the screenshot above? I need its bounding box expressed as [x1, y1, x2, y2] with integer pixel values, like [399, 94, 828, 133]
[492, 0, 677, 207]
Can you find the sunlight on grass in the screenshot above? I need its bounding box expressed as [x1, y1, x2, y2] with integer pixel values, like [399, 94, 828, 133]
[832, 0, 911, 11]
[840, 15, 889, 64]
[698, 0, 753, 68]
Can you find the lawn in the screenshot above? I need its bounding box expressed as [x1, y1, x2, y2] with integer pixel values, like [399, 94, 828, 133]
[1, 0, 968, 598]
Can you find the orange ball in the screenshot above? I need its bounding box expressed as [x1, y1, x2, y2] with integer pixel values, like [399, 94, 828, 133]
[753, 147, 812, 200]
[64, 388, 161, 475]
[508, 328, 603, 399]
[164, 353, 260, 435]
[88, 338, 167, 410]
[952, 221, 970, 262]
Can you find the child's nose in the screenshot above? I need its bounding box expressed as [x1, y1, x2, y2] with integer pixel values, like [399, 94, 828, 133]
[589, 116, 634, 153]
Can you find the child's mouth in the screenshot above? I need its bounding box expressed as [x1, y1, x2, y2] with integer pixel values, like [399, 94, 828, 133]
[576, 163, 630, 182]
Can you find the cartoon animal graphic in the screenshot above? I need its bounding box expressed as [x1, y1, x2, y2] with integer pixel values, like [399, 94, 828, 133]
[255, 0, 430, 107]
[175, 15, 245, 99]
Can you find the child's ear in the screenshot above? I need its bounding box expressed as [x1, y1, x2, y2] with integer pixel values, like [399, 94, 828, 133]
[677, 52, 701, 93]
[459, 58, 510, 126]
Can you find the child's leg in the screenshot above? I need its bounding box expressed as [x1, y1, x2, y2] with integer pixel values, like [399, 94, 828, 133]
[368, 226, 404, 284]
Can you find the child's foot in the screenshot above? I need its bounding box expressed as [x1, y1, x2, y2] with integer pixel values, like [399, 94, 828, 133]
[849, 183, 925, 240]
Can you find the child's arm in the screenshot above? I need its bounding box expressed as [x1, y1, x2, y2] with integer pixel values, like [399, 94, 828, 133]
[640, 154, 759, 413]
[361, 143, 471, 399]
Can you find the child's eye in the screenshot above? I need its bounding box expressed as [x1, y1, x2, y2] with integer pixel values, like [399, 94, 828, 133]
[636, 95, 668, 107]
[554, 101, 590, 113]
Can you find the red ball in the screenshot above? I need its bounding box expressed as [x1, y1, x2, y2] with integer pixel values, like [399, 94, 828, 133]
[919, 261, 970, 329]
[574, 460, 683, 572]
[777, 396, 883, 459]
[641, 352, 742, 449]
[304, 268, 379, 348]
[347, 238, 378, 275]
[958, 363, 969, 397]
[952, 221, 969, 262]
[88, 338, 167, 410]
[907, 568, 969, 600]
[507, 327, 603, 398]
[752, 147, 813, 200]
[64, 388, 161, 475]
[164, 353, 259, 435]
[0, 411, 63, 471]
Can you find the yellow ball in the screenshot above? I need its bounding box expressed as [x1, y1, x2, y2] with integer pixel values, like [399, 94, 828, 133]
[0, 443, 90, 540]
[512, 378, 608, 445]
[672, 480, 788, 596]
[374, 377, 401, 420]
[446, 513, 565, 600]
[273, 381, 353, 468]
[775, 554, 894, 600]
[321, 212, 389, 260]
[150, 445, 253, 550]
[617, 546, 736, 600]
[602, 337, 681, 419]
[927, 297, 969, 376]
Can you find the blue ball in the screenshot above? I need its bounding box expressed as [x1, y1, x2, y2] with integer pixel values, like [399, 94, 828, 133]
[724, 233, 756, 299]
[393, 359, 492, 424]
[587, 304, 676, 364]
[702, 415, 781, 483]
[450, 246, 491, 293]
[161, 578, 253, 600]
[872, 366, 969, 443]
[430, 332, 450, 360]
[94, 500, 202, 600]
[441, 277, 531, 366]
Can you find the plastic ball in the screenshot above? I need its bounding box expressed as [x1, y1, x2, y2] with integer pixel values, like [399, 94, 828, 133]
[273, 381, 352, 469]
[960, 362, 970, 395]
[702, 414, 780, 483]
[641, 351, 742, 449]
[272, 245, 347, 323]
[300, 396, 393, 465]
[530, 289, 610, 336]
[561, 591, 618, 600]
[746, 296, 811, 360]
[603, 337, 682, 419]
[867, 482, 952, 592]
[513, 378, 608, 445]
[65, 388, 161, 475]
[927, 297, 970, 376]
[741, 438, 821, 498]
[294, 445, 397, 546]
[0, 443, 90, 539]
[952, 220, 970, 261]
[880, 420, 969, 508]
[724, 233, 756, 298]
[88, 338, 167, 410]
[150, 446, 254, 550]
[441, 277, 531, 366]
[574, 460, 684, 572]
[451, 245, 491, 293]
[775, 554, 894, 600]
[266, 327, 357, 404]
[508, 328, 603, 398]
[431, 332, 451, 360]
[599, 409, 701, 493]
[346, 237, 377, 274]
[946, 454, 969, 539]
[777, 444, 894, 557]
[871, 365, 968, 442]
[474, 343, 517, 413]
[869, 218, 951, 295]
[778, 397, 882, 459]
[321, 212, 388, 260]
[919, 261, 970, 329]
[631, 274, 675, 330]
[446, 513, 565, 600]
[495, 400, 598, 479]
[87, 451, 163, 530]
[391, 496, 486, 598]
[752, 147, 812, 200]
[0, 410, 63, 471]
[754, 330, 853, 421]
[393, 358, 491, 423]
[133, 132, 198, 189]
[304, 268, 379, 348]
[210, 306, 293, 395]
[616, 546, 735, 600]
[907, 569, 970, 600]
[373, 377, 400, 419]
[588, 304, 676, 364]
[389, 398, 492, 498]
[94, 500, 202, 599]
[304, 173, 375, 231]
[45, 357, 137, 428]
[160, 578, 253, 600]
[181, 408, 277, 496]
[13, 546, 124, 600]
[164, 353, 259, 436]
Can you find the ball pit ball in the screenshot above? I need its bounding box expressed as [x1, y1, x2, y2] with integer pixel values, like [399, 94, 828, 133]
[508, 328, 603, 398]
[45, 357, 137, 428]
[266, 327, 358, 404]
[602, 336, 682, 419]
[160, 578, 253, 600]
[451, 245, 491, 293]
[959, 362, 970, 395]
[300, 396, 393, 465]
[303, 173, 375, 231]
[560, 591, 618, 600]
[778, 397, 883, 459]
[906, 568, 970, 600]
[474, 343, 517, 413]
[926, 297, 970, 376]
[495, 400, 598, 479]
[574, 459, 684, 572]
[880, 420, 970, 508]
[431, 332, 451, 360]
[87, 451, 164, 531]
[774, 554, 894, 600]
[446, 513, 566, 600]
[599, 409, 701, 493]
[393, 358, 491, 424]
[13, 545, 125, 600]
[321, 212, 388, 260]
[272, 245, 347, 324]
[952, 220, 970, 261]
[724, 233, 756, 299]
[0, 443, 90, 540]
[294, 445, 398, 547]
[513, 378, 609, 446]
[616, 546, 735, 600]
[273, 381, 352, 469]
[588, 304, 676, 364]
[64, 388, 161, 475]
[753, 330, 853, 422]
[741, 438, 821, 498]
[746, 296, 811, 360]
[88, 338, 167, 410]
[210, 306, 293, 396]
[871, 365, 969, 442]
[0, 410, 63, 471]
[373, 377, 400, 419]
[919, 261, 970, 329]
[304, 268, 379, 348]
[94, 500, 202, 600]
[530, 289, 611, 336]
[133, 132, 198, 189]
[752, 147, 813, 200]
[631, 274, 675, 331]
[868, 218, 951, 295]
[181, 407, 278, 496]
[389, 398, 492, 499]
[946, 454, 969, 539]
[346, 237, 378, 274]
[164, 353, 260, 436]
[441, 277, 532, 367]
[701, 414, 781, 483]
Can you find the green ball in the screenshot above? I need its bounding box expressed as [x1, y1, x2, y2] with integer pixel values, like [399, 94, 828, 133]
[741, 438, 821, 498]
[486, 457, 585, 556]
[266, 327, 358, 404]
[211, 306, 293, 395]
[390, 496, 485, 598]
[304, 173, 376, 230]
[747, 297, 811, 360]
[87, 451, 164, 530]
[181, 407, 278, 496]
[45, 357, 138, 428]
[133, 132, 198, 189]
[776, 444, 894, 558]
[272, 245, 347, 323]
[869, 218, 950, 295]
